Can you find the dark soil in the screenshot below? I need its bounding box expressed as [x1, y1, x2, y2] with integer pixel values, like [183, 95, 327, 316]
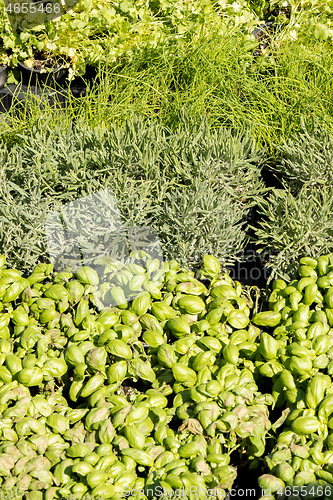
[271, 6, 291, 19]
[33, 59, 61, 71]
[27, 52, 63, 71]
[253, 26, 272, 57]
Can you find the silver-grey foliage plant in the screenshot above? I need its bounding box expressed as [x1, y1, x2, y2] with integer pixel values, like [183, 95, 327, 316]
[0, 113, 265, 273]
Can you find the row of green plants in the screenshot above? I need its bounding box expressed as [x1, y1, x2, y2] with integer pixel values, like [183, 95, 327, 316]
[0, 0, 332, 81]
[0, 115, 264, 274]
[1, 249, 333, 500]
[2, 7, 333, 159]
[1, 113, 333, 282]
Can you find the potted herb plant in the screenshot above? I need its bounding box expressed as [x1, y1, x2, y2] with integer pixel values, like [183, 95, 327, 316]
[18, 52, 68, 87]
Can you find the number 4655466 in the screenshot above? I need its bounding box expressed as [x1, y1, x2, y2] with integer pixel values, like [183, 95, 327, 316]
[5, 3, 61, 14]
[277, 486, 332, 497]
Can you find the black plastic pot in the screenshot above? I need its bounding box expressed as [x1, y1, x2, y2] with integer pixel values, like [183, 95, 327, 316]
[0, 84, 69, 113]
[62, 66, 98, 100]
[0, 65, 7, 89]
[18, 61, 68, 87]
[0, 85, 14, 113]
[69, 65, 97, 88]
[70, 87, 87, 98]
[0, 112, 11, 127]
[252, 21, 274, 39]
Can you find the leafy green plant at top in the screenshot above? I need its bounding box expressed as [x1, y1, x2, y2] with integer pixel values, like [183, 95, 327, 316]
[1, 0, 333, 93]
[252, 184, 333, 282]
[4, 0, 332, 82]
[2, 7, 333, 157]
[0, 0, 261, 80]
